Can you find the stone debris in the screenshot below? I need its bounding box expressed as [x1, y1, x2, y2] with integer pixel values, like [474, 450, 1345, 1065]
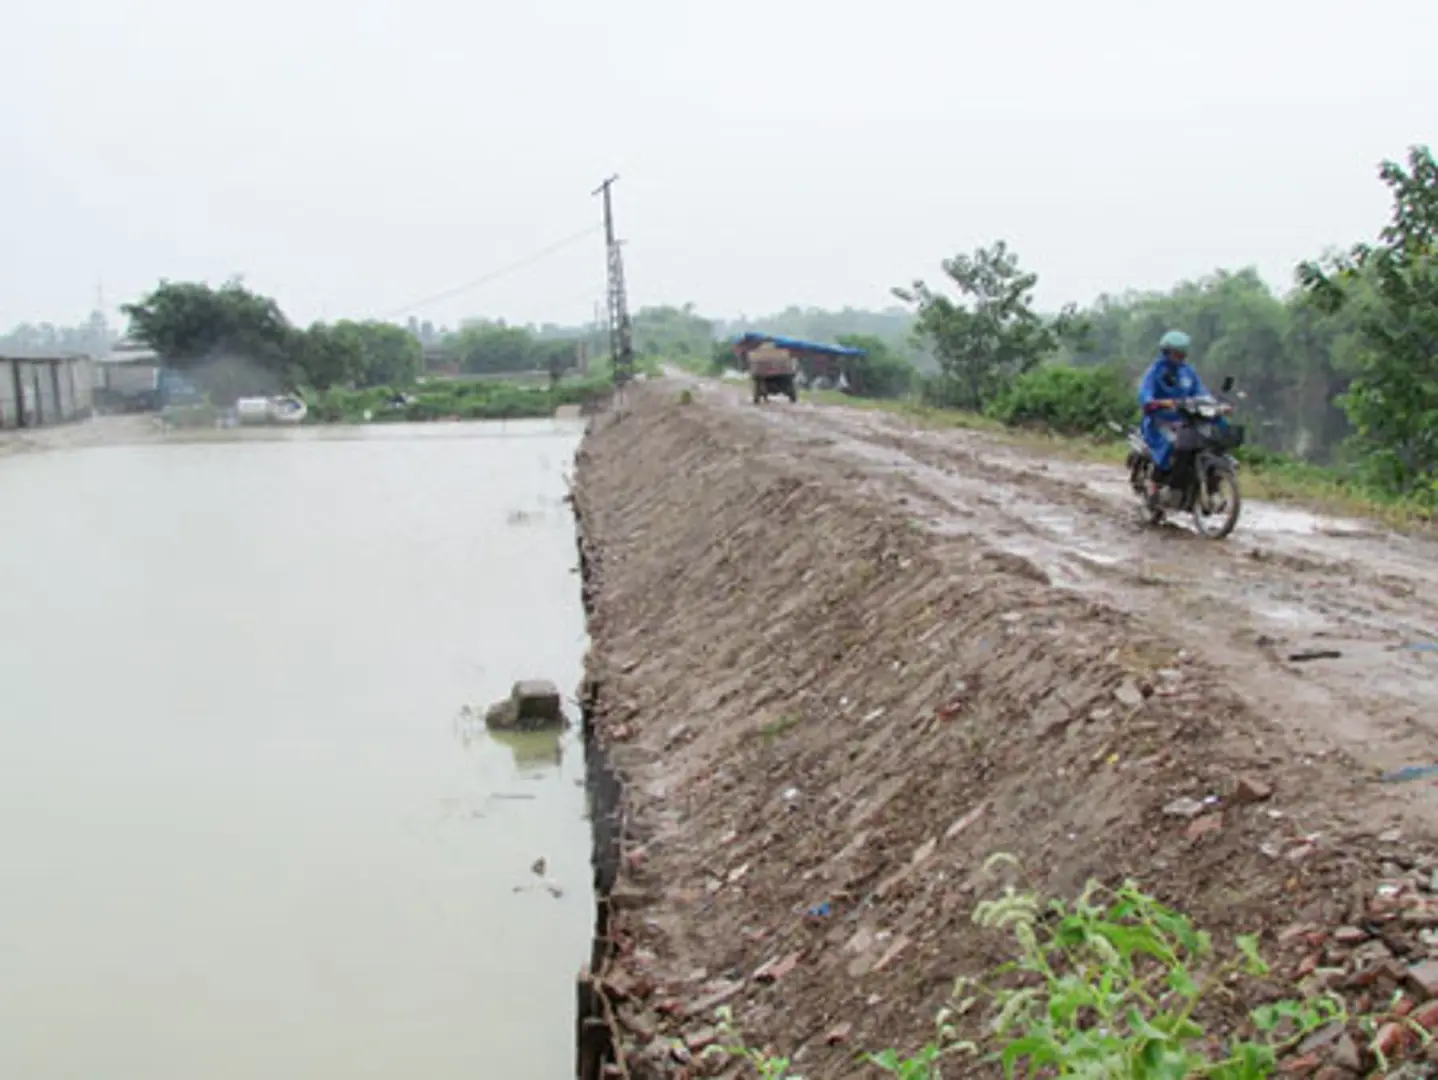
[1232, 773, 1274, 804]
[484, 679, 567, 731]
[1269, 870, 1438, 1076]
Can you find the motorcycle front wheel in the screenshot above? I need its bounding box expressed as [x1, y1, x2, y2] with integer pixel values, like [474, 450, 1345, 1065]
[1130, 459, 1164, 525]
[1193, 469, 1241, 539]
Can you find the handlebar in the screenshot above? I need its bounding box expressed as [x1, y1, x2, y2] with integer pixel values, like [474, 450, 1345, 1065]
[1147, 397, 1232, 415]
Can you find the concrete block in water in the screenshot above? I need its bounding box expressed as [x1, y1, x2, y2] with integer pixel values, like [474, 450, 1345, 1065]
[485, 679, 566, 731]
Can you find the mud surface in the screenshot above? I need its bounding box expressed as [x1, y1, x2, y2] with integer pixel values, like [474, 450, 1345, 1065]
[575, 379, 1438, 1077]
[0, 415, 163, 457]
[701, 376, 1438, 814]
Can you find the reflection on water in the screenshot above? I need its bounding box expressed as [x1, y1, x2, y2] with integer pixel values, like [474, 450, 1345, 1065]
[0, 420, 592, 1080]
[489, 729, 566, 773]
[454, 703, 568, 773]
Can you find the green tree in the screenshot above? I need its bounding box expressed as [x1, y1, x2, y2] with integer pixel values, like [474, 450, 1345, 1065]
[447, 321, 537, 374]
[121, 280, 299, 402]
[534, 337, 579, 378]
[1299, 145, 1438, 494]
[330, 320, 423, 387]
[122, 280, 295, 372]
[709, 339, 739, 374]
[1059, 268, 1361, 461]
[632, 303, 715, 361]
[895, 241, 1076, 411]
[296, 323, 365, 391]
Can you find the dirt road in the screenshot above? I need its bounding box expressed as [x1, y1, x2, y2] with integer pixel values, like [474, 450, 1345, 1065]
[687, 373, 1438, 816]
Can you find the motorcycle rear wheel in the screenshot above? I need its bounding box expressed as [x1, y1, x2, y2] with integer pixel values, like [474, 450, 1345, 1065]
[1193, 470, 1241, 539]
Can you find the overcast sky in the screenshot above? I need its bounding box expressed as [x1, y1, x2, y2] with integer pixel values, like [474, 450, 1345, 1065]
[4, 0, 1435, 332]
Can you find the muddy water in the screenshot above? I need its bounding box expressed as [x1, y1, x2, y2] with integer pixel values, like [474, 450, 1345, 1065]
[0, 422, 592, 1080]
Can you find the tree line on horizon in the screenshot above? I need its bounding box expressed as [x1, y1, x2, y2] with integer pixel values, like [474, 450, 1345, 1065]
[3, 144, 1431, 491]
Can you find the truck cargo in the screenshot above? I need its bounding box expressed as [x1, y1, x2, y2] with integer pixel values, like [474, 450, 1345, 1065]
[745, 343, 798, 404]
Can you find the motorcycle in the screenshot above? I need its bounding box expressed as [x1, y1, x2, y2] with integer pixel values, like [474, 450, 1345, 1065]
[1119, 375, 1246, 539]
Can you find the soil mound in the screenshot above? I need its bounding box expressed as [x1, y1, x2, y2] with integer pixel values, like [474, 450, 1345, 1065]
[573, 383, 1437, 1078]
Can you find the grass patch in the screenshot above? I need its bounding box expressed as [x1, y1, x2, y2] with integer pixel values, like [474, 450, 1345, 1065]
[305, 374, 614, 424]
[301, 355, 662, 425]
[757, 713, 799, 739]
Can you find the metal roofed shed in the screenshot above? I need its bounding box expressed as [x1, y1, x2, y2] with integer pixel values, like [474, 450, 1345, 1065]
[1, 354, 96, 429]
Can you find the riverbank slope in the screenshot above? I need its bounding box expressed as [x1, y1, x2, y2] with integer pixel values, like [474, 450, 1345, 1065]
[573, 381, 1438, 1077]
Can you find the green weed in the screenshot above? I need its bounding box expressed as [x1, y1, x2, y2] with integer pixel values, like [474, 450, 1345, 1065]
[715, 862, 1345, 1079]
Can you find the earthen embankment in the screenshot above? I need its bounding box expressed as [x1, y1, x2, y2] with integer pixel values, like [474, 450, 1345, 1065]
[572, 380, 1435, 1078]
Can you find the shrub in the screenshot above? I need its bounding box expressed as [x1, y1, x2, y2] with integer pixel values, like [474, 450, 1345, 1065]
[717, 864, 1344, 1079]
[303, 375, 611, 424]
[834, 335, 918, 399]
[710, 340, 741, 375]
[987, 363, 1137, 436]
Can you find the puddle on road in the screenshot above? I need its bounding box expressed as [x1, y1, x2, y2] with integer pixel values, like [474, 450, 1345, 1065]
[1245, 503, 1375, 539]
[1253, 602, 1328, 631]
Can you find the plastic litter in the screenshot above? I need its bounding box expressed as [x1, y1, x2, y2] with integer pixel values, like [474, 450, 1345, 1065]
[1379, 764, 1438, 784]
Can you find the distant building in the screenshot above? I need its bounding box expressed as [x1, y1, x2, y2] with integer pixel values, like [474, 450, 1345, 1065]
[1, 354, 96, 429]
[93, 338, 162, 411]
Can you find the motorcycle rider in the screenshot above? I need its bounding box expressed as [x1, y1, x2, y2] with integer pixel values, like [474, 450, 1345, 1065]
[1138, 329, 1209, 503]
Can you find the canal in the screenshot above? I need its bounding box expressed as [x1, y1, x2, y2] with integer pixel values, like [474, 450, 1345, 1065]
[0, 422, 592, 1079]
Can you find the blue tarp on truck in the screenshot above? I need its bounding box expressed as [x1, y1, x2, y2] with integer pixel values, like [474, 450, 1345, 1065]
[731, 332, 868, 358]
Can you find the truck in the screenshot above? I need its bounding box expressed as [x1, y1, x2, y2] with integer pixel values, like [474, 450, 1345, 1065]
[745, 342, 798, 405]
[731, 332, 867, 406]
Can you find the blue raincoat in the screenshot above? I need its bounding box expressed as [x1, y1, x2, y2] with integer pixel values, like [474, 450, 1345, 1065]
[1138, 355, 1208, 472]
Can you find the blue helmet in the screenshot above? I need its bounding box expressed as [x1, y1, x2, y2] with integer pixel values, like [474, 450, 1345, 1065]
[1159, 329, 1191, 356]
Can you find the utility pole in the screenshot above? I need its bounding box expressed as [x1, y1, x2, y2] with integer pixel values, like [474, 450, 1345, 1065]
[592, 175, 634, 392]
[93, 279, 108, 357]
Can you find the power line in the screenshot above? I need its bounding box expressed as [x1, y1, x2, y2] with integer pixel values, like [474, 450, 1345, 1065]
[383, 225, 602, 319]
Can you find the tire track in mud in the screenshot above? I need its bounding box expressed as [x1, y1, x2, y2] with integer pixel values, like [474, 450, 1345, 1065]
[686, 375, 1438, 812]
